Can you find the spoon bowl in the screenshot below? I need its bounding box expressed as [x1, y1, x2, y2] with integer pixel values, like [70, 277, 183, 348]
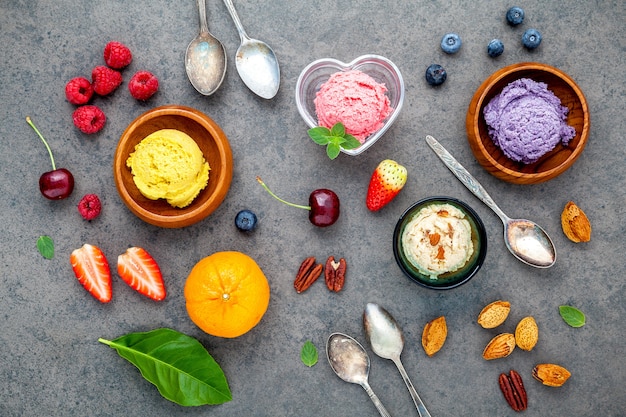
[185, 0, 227, 96]
[222, 0, 280, 99]
[363, 304, 432, 417]
[425, 135, 556, 268]
[326, 333, 392, 417]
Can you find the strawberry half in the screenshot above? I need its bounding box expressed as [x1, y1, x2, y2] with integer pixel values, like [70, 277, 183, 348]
[366, 159, 408, 211]
[117, 247, 166, 301]
[70, 244, 112, 303]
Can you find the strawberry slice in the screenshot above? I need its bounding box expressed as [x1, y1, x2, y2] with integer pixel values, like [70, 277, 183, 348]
[70, 244, 112, 303]
[366, 159, 408, 211]
[117, 247, 166, 301]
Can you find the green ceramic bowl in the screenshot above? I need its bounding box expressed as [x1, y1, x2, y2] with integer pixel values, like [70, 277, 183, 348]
[393, 197, 487, 290]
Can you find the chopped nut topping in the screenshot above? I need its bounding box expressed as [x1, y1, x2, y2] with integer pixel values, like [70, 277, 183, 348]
[428, 233, 441, 246]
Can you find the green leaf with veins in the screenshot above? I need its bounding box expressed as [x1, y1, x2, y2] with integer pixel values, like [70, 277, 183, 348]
[37, 235, 54, 259]
[307, 122, 361, 159]
[301, 340, 318, 367]
[99, 328, 231, 406]
[559, 305, 586, 328]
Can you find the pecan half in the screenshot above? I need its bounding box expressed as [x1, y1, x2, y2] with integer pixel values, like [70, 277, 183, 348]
[294, 257, 323, 293]
[499, 370, 528, 412]
[324, 256, 346, 292]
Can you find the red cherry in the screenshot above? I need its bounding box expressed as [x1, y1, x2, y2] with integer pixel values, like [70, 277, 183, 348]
[308, 189, 340, 227]
[39, 168, 75, 200]
[26, 116, 74, 200]
[257, 177, 340, 227]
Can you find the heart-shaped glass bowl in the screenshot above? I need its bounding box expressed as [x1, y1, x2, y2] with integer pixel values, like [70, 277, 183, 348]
[295, 55, 405, 156]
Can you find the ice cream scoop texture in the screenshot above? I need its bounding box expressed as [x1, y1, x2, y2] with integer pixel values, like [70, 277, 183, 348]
[484, 78, 576, 164]
[126, 129, 210, 208]
[314, 69, 391, 143]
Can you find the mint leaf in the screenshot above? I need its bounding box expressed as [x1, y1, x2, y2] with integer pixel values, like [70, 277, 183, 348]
[559, 305, 586, 328]
[342, 134, 361, 150]
[327, 142, 342, 160]
[330, 122, 345, 137]
[37, 235, 54, 259]
[301, 340, 318, 367]
[307, 127, 331, 145]
[307, 122, 361, 159]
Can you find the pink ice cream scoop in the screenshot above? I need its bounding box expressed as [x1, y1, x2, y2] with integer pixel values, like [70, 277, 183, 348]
[314, 70, 392, 143]
[484, 78, 576, 164]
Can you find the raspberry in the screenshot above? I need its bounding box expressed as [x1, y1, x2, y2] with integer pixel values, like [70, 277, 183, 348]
[65, 77, 94, 105]
[77, 194, 102, 220]
[128, 70, 159, 100]
[72, 105, 106, 134]
[103, 41, 133, 69]
[91, 65, 122, 96]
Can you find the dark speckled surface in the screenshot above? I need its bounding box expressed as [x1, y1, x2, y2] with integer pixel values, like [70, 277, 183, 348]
[1, 1, 624, 416]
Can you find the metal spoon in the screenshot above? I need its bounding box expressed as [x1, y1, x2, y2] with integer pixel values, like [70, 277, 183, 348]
[363, 303, 432, 417]
[185, 0, 227, 95]
[222, 0, 280, 99]
[327, 333, 392, 417]
[425, 135, 556, 268]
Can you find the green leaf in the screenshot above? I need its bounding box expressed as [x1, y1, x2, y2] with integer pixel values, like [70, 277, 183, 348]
[99, 328, 232, 406]
[37, 235, 54, 259]
[326, 143, 341, 160]
[306, 122, 361, 159]
[307, 127, 331, 145]
[559, 305, 586, 328]
[341, 134, 362, 150]
[330, 122, 346, 137]
[300, 340, 318, 367]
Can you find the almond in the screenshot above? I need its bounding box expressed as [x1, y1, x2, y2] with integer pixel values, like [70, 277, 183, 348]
[515, 316, 539, 351]
[477, 300, 511, 329]
[482, 333, 516, 360]
[421, 316, 447, 357]
[561, 201, 591, 242]
[532, 363, 571, 387]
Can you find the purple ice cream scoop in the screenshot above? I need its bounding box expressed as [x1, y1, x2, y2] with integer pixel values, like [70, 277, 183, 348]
[483, 78, 576, 164]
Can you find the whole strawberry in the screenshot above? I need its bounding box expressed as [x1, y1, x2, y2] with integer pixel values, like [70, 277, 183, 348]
[91, 65, 122, 96]
[366, 159, 407, 211]
[103, 41, 132, 69]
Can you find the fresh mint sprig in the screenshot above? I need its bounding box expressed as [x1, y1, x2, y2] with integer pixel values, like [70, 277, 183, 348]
[307, 122, 361, 160]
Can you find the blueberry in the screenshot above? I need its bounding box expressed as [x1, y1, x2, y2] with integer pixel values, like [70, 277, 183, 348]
[425, 64, 447, 86]
[235, 209, 258, 232]
[487, 39, 504, 57]
[522, 28, 542, 49]
[506, 7, 525, 26]
[440, 33, 462, 54]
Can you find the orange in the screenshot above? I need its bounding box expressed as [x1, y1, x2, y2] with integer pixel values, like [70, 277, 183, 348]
[184, 251, 270, 338]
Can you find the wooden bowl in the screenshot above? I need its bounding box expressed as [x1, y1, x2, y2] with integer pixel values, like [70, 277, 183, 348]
[113, 105, 233, 228]
[466, 62, 589, 184]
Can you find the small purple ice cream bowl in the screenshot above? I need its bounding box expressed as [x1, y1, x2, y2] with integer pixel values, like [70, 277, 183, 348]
[466, 62, 589, 184]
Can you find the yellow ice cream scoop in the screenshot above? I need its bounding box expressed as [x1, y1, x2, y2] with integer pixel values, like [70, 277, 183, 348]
[126, 129, 210, 208]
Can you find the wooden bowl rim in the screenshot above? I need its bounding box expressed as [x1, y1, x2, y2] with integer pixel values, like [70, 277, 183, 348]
[113, 105, 233, 228]
[467, 62, 590, 183]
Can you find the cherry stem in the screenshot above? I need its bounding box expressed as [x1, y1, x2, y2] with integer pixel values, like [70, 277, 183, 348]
[26, 116, 56, 170]
[256, 176, 311, 211]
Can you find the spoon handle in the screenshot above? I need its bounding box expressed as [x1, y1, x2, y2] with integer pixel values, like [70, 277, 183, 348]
[393, 359, 432, 417]
[222, 0, 249, 40]
[361, 381, 393, 417]
[197, 0, 209, 34]
[425, 135, 508, 221]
